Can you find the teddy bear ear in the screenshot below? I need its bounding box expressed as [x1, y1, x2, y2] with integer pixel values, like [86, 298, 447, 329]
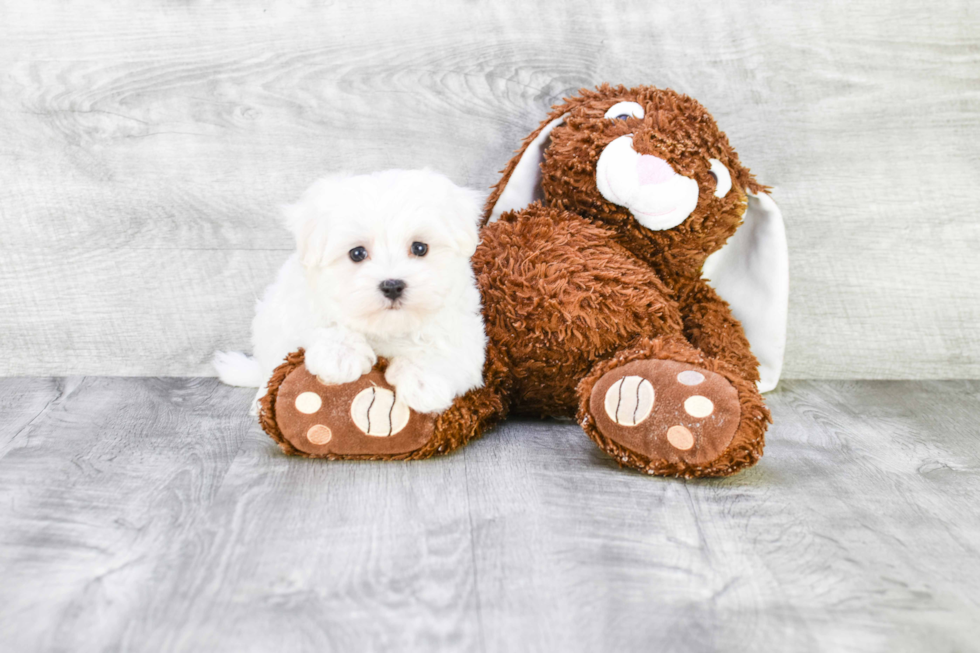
[482, 112, 569, 226]
[702, 191, 789, 392]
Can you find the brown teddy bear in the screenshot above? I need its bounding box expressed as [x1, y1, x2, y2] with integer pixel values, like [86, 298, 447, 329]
[259, 84, 788, 478]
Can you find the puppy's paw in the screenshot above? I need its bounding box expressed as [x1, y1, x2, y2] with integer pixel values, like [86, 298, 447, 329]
[304, 331, 376, 385]
[385, 359, 456, 414]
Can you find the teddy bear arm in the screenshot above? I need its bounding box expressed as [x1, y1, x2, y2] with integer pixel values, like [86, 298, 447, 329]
[677, 278, 760, 384]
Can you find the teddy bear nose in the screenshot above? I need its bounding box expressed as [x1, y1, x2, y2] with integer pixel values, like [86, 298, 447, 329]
[379, 279, 406, 300]
[636, 155, 676, 186]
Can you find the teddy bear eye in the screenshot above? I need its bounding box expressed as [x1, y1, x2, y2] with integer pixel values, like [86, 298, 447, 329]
[708, 159, 732, 197]
[604, 101, 645, 121]
[349, 246, 368, 262]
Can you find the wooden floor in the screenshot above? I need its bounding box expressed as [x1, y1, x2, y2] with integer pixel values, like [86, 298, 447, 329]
[1, 379, 978, 652]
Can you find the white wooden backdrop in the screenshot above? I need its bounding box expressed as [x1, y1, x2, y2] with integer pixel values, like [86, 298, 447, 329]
[1, 1, 978, 378]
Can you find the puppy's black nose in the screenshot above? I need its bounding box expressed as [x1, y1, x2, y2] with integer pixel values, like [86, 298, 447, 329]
[379, 279, 406, 300]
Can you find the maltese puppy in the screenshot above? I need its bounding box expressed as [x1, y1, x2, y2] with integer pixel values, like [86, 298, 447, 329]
[215, 169, 487, 414]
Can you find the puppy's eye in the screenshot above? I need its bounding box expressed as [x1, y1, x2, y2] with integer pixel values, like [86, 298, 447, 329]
[604, 101, 645, 121]
[410, 241, 428, 257]
[349, 246, 368, 262]
[707, 159, 732, 198]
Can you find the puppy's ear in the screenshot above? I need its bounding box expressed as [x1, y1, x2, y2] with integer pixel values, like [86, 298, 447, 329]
[443, 183, 485, 257]
[282, 173, 351, 267]
[281, 201, 323, 268]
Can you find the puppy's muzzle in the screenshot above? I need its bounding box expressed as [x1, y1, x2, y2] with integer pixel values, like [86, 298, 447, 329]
[379, 279, 407, 301]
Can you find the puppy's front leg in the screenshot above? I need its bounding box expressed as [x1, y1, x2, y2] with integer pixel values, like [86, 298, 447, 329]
[304, 326, 377, 385]
[384, 356, 459, 415]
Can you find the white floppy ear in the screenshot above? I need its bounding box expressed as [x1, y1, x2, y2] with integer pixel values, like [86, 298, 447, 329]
[487, 115, 567, 223]
[281, 173, 351, 268]
[445, 185, 486, 256]
[282, 198, 329, 268]
[702, 192, 789, 393]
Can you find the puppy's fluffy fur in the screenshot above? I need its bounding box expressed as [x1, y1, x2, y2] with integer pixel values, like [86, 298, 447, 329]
[215, 169, 487, 414]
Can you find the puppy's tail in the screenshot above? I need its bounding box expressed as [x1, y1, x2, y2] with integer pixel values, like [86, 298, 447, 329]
[213, 351, 263, 387]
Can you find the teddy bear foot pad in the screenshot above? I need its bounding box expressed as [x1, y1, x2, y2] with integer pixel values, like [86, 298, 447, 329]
[274, 364, 435, 457]
[589, 359, 741, 466]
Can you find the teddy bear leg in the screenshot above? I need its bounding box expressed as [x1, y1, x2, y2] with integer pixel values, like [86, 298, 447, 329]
[577, 336, 769, 478]
[259, 350, 508, 460]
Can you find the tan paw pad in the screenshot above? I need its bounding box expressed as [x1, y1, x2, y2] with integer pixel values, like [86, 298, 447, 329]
[603, 375, 655, 426]
[683, 395, 714, 418]
[306, 424, 333, 444]
[295, 391, 322, 414]
[350, 386, 411, 437]
[677, 370, 705, 386]
[666, 425, 694, 450]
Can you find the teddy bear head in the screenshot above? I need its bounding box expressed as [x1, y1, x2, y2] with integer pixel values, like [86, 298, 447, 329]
[485, 84, 766, 274]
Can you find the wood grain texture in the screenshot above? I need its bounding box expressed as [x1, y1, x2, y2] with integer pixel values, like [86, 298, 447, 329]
[0, 378, 978, 652]
[0, 1, 978, 377]
[0, 377, 255, 653]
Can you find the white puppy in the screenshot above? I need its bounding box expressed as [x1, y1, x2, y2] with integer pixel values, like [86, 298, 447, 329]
[214, 169, 487, 414]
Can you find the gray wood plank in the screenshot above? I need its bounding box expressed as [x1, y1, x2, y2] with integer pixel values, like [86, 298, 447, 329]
[0, 377, 66, 459]
[460, 381, 980, 652]
[1, 1, 979, 377]
[1, 378, 979, 652]
[0, 248, 288, 375]
[0, 377, 254, 653]
[123, 427, 483, 652]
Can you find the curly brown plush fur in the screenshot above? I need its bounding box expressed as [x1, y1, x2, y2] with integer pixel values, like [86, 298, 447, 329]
[261, 84, 772, 478]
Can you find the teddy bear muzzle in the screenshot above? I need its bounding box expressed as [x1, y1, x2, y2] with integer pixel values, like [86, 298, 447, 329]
[595, 135, 700, 231]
